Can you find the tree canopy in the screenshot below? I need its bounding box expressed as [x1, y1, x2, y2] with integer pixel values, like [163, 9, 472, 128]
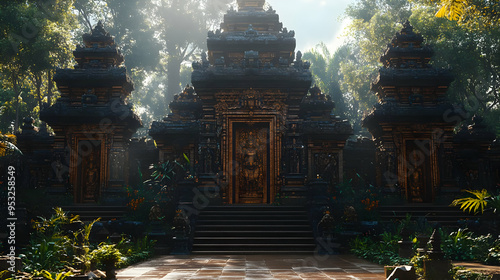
[418, 0, 499, 27]
[0, 0, 498, 138]
[302, 0, 499, 137]
[0, 0, 76, 132]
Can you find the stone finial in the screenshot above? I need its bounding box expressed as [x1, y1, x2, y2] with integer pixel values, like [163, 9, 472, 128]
[401, 20, 413, 34]
[427, 229, 445, 260]
[237, 0, 265, 11]
[93, 20, 107, 35]
[21, 116, 38, 135]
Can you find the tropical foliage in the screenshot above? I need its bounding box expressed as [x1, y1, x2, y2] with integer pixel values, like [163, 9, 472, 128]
[451, 189, 500, 215]
[23, 207, 97, 273]
[417, 0, 499, 27]
[18, 208, 157, 277]
[125, 156, 188, 222]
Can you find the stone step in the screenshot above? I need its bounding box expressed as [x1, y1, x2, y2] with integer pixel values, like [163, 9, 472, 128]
[195, 224, 311, 231]
[190, 250, 316, 255]
[191, 244, 317, 252]
[193, 236, 315, 245]
[378, 204, 484, 227]
[197, 214, 309, 220]
[195, 230, 314, 238]
[196, 220, 310, 225]
[192, 205, 315, 254]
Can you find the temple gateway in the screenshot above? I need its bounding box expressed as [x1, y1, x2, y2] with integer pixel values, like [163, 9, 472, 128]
[12, 0, 499, 255]
[19, 0, 496, 207]
[150, 0, 352, 205]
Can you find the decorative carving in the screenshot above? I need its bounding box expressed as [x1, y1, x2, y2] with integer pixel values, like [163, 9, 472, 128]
[236, 124, 268, 202]
[214, 90, 287, 115]
[79, 142, 101, 202]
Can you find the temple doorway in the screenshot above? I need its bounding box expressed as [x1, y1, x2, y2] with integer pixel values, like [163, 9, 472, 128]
[231, 122, 271, 204]
[76, 140, 102, 203]
[405, 140, 433, 203]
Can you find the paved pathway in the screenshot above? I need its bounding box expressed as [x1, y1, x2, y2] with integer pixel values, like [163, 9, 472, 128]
[117, 254, 385, 280]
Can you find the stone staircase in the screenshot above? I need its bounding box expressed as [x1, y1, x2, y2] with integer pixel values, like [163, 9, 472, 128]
[378, 204, 481, 228]
[192, 205, 316, 254]
[62, 205, 127, 222]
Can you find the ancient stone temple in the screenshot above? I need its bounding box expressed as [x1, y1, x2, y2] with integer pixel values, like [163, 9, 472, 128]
[363, 21, 463, 203]
[41, 22, 142, 203]
[150, 0, 352, 204]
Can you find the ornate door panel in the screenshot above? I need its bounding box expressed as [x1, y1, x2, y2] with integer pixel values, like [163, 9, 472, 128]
[232, 122, 270, 204]
[405, 140, 433, 203]
[76, 140, 103, 203]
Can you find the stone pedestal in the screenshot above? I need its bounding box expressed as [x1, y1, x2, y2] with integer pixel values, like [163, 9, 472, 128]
[148, 222, 170, 255]
[171, 236, 190, 255]
[398, 240, 414, 258]
[423, 259, 451, 280]
[308, 179, 329, 206]
[424, 229, 451, 280]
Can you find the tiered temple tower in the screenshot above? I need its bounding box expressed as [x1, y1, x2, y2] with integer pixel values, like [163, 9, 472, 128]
[151, 0, 352, 204]
[41, 22, 142, 203]
[363, 21, 463, 202]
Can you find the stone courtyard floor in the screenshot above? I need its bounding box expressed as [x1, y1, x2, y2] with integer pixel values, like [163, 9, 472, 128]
[117, 254, 385, 280]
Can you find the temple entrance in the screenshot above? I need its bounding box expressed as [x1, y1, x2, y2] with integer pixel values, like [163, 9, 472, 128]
[405, 140, 433, 203]
[232, 122, 270, 204]
[76, 140, 102, 203]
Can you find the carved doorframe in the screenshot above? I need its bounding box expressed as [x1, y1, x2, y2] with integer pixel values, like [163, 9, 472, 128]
[226, 117, 277, 204]
[401, 137, 437, 203]
[215, 90, 287, 204]
[69, 132, 110, 203]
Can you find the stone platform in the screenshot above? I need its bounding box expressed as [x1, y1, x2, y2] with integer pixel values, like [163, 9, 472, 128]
[117, 254, 385, 280]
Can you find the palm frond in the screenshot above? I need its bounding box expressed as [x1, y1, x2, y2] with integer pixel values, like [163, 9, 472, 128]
[450, 189, 491, 214]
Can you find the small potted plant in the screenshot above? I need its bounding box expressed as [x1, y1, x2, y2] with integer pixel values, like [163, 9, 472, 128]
[90, 244, 122, 280]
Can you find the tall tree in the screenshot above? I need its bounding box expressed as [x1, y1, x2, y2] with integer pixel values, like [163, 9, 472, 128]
[151, 0, 233, 106]
[410, 4, 500, 129]
[330, 0, 412, 134]
[74, 0, 232, 131]
[0, 0, 76, 132]
[304, 44, 351, 124]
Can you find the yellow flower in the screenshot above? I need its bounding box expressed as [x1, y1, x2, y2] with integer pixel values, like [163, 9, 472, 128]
[0, 141, 6, 157]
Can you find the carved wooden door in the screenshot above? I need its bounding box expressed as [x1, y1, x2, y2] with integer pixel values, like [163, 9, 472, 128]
[405, 140, 432, 203]
[77, 140, 101, 203]
[233, 122, 270, 204]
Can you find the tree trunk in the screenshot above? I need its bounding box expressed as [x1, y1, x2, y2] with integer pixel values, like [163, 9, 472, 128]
[166, 56, 182, 109]
[12, 73, 20, 133]
[35, 73, 43, 113]
[47, 70, 53, 106]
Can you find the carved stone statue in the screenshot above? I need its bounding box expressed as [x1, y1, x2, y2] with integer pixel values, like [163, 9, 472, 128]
[84, 152, 99, 200]
[241, 132, 260, 194]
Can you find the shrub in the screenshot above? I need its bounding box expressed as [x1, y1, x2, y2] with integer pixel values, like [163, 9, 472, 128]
[485, 243, 500, 265]
[451, 267, 493, 280]
[350, 233, 409, 266]
[443, 229, 497, 262]
[90, 244, 122, 269]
